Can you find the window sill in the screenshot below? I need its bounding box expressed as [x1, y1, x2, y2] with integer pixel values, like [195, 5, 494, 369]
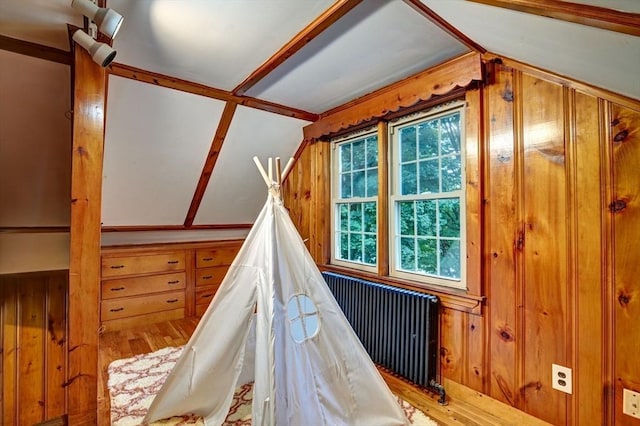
[319, 264, 484, 315]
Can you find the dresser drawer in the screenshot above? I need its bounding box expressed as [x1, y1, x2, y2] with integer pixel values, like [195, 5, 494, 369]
[101, 272, 186, 300]
[195, 266, 229, 286]
[195, 284, 220, 307]
[101, 291, 185, 321]
[102, 252, 185, 278]
[195, 246, 240, 268]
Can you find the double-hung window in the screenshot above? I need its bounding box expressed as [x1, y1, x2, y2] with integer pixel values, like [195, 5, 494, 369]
[331, 132, 378, 272]
[390, 105, 465, 289]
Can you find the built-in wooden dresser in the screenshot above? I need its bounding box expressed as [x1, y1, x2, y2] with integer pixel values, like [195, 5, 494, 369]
[100, 240, 243, 331]
[194, 245, 240, 316]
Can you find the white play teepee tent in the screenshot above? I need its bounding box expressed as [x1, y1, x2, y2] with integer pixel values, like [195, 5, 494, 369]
[144, 157, 409, 426]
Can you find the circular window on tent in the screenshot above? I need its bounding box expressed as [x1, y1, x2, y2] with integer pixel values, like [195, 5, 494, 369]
[286, 294, 320, 343]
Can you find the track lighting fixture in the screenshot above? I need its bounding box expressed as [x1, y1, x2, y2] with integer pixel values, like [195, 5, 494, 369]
[71, 0, 124, 39]
[72, 29, 117, 67]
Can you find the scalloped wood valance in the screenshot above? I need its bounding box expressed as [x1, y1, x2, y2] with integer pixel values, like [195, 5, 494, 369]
[303, 52, 482, 140]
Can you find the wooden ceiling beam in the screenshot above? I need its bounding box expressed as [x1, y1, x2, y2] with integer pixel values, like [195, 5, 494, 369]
[184, 101, 238, 227]
[0, 34, 71, 65]
[108, 62, 319, 122]
[467, 0, 640, 37]
[232, 0, 363, 96]
[403, 0, 487, 53]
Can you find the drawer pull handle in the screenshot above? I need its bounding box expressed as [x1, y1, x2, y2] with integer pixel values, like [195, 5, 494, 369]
[167, 280, 180, 284]
[202, 293, 213, 298]
[110, 287, 125, 292]
[110, 307, 124, 312]
[110, 265, 125, 269]
[166, 299, 179, 303]
[202, 275, 213, 280]
[167, 260, 180, 264]
[202, 257, 214, 261]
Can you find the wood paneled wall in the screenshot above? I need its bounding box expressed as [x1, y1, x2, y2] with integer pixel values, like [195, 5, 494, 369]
[284, 58, 640, 426]
[0, 271, 68, 425]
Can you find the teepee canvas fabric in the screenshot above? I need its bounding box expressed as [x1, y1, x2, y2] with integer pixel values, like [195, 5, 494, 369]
[144, 159, 409, 426]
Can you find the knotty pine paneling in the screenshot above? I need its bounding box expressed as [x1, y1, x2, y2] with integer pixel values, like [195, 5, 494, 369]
[0, 271, 68, 424]
[611, 102, 640, 426]
[572, 91, 605, 425]
[484, 64, 519, 407]
[284, 57, 640, 426]
[520, 75, 568, 424]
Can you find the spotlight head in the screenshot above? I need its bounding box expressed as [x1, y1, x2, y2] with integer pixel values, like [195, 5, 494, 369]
[72, 29, 117, 67]
[71, 0, 124, 39]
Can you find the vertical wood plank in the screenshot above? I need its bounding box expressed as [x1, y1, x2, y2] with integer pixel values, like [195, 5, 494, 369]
[19, 278, 46, 424]
[485, 64, 519, 407]
[440, 307, 464, 383]
[377, 121, 390, 276]
[521, 74, 567, 425]
[312, 141, 332, 264]
[465, 87, 482, 296]
[465, 313, 485, 392]
[46, 273, 68, 419]
[1, 279, 18, 425]
[572, 91, 605, 425]
[610, 102, 640, 426]
[68, 46, 106, 424]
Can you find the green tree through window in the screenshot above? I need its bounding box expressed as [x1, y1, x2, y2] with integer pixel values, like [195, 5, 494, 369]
[333, 134, 378, 267]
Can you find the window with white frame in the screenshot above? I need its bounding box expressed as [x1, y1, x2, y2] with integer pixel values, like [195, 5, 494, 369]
[331, 132, 378, 271]
[390, 106, 465, 288]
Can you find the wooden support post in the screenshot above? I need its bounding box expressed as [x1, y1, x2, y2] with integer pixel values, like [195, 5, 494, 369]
[68, 46, 106, 424]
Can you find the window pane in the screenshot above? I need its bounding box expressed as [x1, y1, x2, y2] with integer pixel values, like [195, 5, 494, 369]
[416, 200, 436, 236]
[398, 201, 414, 235]
[339, 204, 348, 231]
[339, 232, 349, 259]
[417, 238, 437, 274]
[353, 171, 365, 197]
[366, 137, 378, 167]
[439, 239, 460, 279]
[340, 144, 352, 172]
[439, 199, 460, 238]
[349, 203, 362, 232]
[441, 155, 461, 192]
[366, 168, 378, 197]
[399, 237, 415, 271]
[363, 234, 376, 265]
[440, 113, 460, 155]
[341, 173, 351, 198]
[350, 233, 363, 262]
[352, 140, 365, 169]
[418, 121, 438, 159]
[418, 159, 439, 194]
[363, 202, 377, 233]
[401, 163, 417, 195]
[400, 126, 417, 162]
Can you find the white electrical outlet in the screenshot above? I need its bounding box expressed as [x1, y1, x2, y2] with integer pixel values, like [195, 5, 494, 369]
[623, 389, 640, 419]
[551, 364, 572, 394]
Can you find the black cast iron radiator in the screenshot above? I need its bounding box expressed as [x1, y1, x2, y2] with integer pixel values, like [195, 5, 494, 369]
[322, 272, 446, 404]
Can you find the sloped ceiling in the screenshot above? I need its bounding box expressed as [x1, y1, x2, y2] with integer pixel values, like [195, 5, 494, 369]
[423, 0, 640, 100]
[1, 0, 639, 240]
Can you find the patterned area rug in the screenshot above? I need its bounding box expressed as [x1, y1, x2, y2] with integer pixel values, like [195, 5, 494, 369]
[108, 346, 438, 426]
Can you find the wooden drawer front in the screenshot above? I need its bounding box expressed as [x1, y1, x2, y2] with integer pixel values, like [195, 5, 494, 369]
[101, 272, 186, 300]
[196, 247, 239, 268]
[196, 266, 229, 287]
[102, 252, 185, 278]
[101, 291, 185, 321]
[195, 285, 220, 307]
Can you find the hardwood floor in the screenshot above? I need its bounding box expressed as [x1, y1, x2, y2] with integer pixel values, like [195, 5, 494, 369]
[98, 318, 550, 426]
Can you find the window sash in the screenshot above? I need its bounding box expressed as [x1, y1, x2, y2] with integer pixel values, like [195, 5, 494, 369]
[331, 132, 379, 273]
[389, 105, 466, 288]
